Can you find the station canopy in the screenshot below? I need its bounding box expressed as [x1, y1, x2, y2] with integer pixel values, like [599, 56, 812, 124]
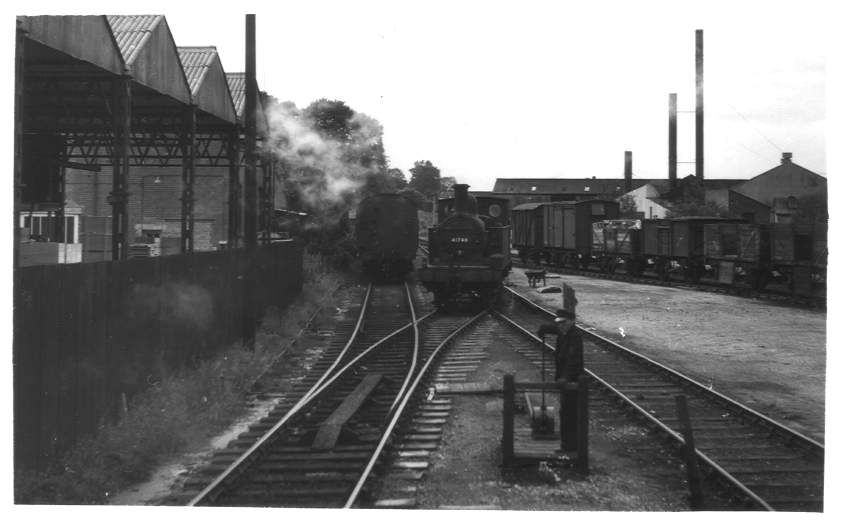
[18, 14, 253, 168]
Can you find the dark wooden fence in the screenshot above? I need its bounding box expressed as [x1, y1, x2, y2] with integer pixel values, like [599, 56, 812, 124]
[13, 241, 303, 472]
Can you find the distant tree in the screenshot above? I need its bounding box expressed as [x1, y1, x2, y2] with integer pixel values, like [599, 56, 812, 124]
[398, 187, 428, 210]
[408, 160, 441, 198]
[387, 168, 407, 189]
[619, 194, 640, 218]
[361, 169, 408, 197]
[303, 99, 355, 141]
[666, 199, 729, 218]
[439, 176, 456, 198]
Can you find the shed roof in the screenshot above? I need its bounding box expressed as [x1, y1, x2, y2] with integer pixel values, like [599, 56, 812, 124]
[107, 15, 192, 104]
[225, 72, 268, 133]
[179, 46, 216, 95]
[493, 177, 654, 195]
[108, 15, 161, 65]
[226, 73, 247, 119]
[178, 46, 237, 124]
[17, 15, 125, 75]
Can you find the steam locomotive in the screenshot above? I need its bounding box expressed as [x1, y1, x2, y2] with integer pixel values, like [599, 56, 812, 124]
[354, 193, 419, 281]
[419, 184, 512, 306]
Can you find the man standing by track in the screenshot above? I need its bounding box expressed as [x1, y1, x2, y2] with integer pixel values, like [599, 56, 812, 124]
[537, 284, 584, 452]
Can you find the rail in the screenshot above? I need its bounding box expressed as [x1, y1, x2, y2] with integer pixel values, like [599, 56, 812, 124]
[188, 283, 426, 506]
[498, 285, 823, 511]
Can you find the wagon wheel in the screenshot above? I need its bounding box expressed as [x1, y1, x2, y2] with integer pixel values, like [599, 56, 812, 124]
[657, 259, 670, 282]
[607, 257, 618, 274]
[688, 261, 703, 282]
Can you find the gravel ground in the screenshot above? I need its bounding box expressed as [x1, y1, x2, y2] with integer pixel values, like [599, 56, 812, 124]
[506, 271, 827, 441]
[408, 272, 828, 511]
[413, 316, 693, 511]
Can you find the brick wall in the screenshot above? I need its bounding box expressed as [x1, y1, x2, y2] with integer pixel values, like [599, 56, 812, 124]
[66, 166, 231, 253]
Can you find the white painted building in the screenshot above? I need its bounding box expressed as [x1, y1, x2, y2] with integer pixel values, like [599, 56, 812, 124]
[618, 183, 671, 219]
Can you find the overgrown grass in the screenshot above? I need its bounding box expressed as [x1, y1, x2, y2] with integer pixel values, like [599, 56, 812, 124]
[15, 253, 344, 504]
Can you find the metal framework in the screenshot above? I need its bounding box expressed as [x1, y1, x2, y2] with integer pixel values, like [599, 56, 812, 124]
[15, 18, 267, 265]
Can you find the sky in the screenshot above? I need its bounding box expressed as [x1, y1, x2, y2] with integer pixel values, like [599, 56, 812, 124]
[157, 0, 833, 191]
[4, 0, 839, 191]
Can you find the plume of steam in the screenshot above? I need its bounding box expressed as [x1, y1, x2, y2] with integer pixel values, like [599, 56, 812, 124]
[130, 282, 214, 331]
[262, 100, 386, 224]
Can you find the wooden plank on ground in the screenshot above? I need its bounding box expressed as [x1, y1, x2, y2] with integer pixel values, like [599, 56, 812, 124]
[313, 374, 382, 450]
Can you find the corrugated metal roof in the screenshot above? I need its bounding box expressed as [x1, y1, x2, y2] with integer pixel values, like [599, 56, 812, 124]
[178, 47, 216, 96]
[107, 15, 163, 66]
[226, 72, 246, 118]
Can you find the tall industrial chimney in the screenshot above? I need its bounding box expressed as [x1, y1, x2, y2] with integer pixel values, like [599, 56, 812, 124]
[669, 93, 678, 190]
[695, 29, 704, 180]
[244, 14, 257, 249]
[624, 151, 633, 192]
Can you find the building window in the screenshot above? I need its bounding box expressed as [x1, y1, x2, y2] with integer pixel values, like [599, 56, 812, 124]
[20, 213, 79, 243]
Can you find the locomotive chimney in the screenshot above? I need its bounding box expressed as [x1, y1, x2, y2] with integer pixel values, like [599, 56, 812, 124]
[454, 183, 470, 213]
[624, 151, 633, 192]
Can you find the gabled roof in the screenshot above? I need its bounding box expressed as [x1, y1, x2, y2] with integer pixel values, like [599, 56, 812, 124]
[17, 15, 125, 75]
[225, 72, 268, 133]
[178, 46, 216, 96]
[226, 73, 247, 119]
[107, 15, 192, 104]
[178, 46, 237, 124]
[107, 15, 162, 65]
[744, 159, 826, 185]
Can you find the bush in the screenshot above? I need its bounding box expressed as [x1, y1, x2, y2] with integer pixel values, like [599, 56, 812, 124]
[15, 253, 342, 504]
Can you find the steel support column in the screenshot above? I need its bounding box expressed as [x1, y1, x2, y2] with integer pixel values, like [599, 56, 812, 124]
[242, 13, 258, 350]
[227, 128, 242, 248]
[14, 24, 26, 268]
[180, 106, 197, 253]
[110, 76, 131, 260]
[260, 159, 273, 243]
[244, 14, 257, 250]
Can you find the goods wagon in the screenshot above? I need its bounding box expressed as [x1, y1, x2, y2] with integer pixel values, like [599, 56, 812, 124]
[590, 219, 642, 274]
[511, 200, 620, 267]
[641, 217, 742, 281]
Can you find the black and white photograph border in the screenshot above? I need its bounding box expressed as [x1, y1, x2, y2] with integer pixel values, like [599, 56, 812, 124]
[2, 0, 847, 518]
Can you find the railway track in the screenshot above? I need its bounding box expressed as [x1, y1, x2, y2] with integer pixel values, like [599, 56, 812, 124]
[496, 286, 824, 512]
[185, 282, 483, 507]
